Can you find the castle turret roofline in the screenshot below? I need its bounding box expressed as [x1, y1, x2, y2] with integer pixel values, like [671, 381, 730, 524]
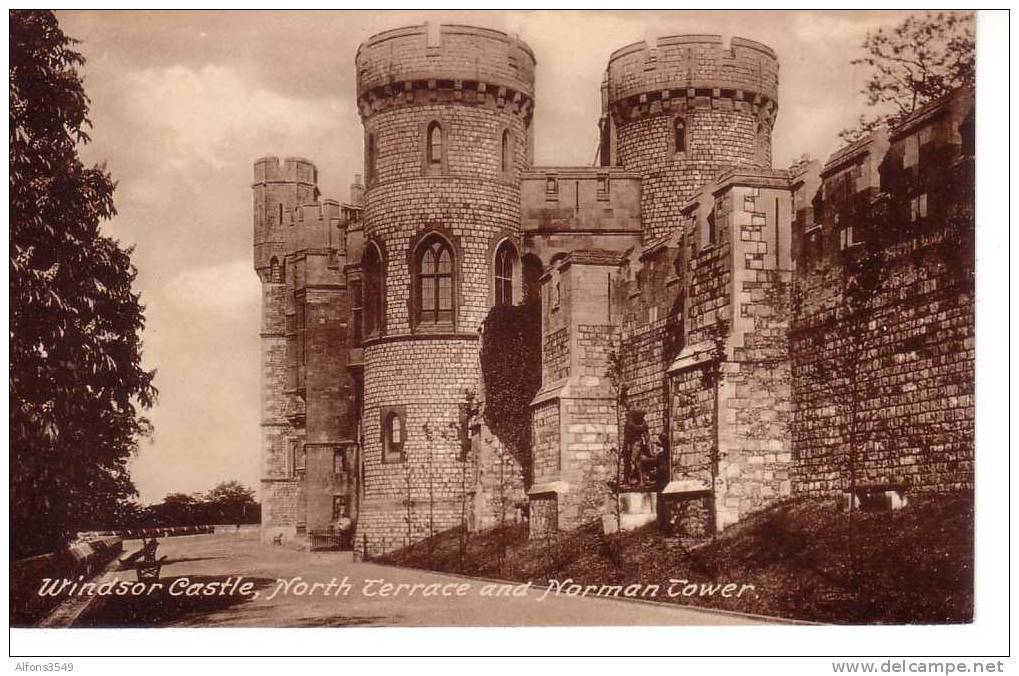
[357, 23, 536, 62]
[607, 33, 776, 63]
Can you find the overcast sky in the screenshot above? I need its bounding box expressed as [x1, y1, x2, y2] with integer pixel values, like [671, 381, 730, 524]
[56, 10, 919, 504]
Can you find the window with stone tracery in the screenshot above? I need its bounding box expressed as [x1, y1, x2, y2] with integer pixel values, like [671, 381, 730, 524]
[414, 236, 454, 327]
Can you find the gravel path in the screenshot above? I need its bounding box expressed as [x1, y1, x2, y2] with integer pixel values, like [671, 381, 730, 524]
[76, 531, 770, 627]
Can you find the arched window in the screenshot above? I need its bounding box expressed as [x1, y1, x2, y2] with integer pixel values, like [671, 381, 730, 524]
[674, 117, 686, 153]
[427, 122, 443, 166]
[269, 257, 281, 284]
[415, 236, 454, 326]
[382, 408, 404, 463]
[501, 129, 513, 174]
[366, 132, 376, 184]
[363, 242, 384, 337]
[494, 241, 517, 306]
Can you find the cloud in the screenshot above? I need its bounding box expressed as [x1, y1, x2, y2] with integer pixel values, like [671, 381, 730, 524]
[122, 64, 346, 171]
[164, 258, 259, 315]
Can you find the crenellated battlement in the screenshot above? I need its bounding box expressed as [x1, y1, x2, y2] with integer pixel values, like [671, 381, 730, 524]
[253, 156, 318, 186]
[355, 23, 536, 120]
[252, 156, 322, 278]
[605, 34, 779, 123]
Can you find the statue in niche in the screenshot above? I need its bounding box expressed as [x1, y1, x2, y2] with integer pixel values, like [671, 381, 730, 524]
[621, 409, 650, 486]
[637, 431, 669, 487]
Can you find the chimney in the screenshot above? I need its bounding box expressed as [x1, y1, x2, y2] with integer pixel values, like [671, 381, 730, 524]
[350, 173, 365, 207]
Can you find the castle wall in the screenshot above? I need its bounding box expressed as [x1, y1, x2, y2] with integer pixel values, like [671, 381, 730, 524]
[471, 429, 527, 530]
[658, 169, 795, 535]
[258, 281, 300, 540]
[611, 233, 684, 520]
[714, 178, 795, 528]
[529, 257, 620, 537]
[789, 90, 975, 498]
[615, 108, 766, 242]
[520, 168, 642, 232]
[356, 24, 535, 109]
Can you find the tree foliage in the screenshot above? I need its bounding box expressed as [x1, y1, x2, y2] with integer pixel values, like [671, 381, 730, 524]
[479, 301, 542, 483]
[10, 10, 156, 558]
[840, 12, 974, 142]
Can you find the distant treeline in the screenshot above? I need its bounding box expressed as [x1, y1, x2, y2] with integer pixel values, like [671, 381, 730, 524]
[117, 480, 260, 528]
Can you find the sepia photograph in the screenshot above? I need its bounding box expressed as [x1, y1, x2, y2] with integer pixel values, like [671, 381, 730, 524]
[7, 6, 1007, 661]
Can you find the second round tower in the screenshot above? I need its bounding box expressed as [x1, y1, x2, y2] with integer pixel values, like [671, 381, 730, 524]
[604, 35, 779, 242]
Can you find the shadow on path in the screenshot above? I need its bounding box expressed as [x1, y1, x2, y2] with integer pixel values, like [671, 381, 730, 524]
[286, 615, 393, 628]
[78, 576, 275, 628]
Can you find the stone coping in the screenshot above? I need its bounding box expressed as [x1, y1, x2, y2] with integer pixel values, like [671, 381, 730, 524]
[661, 479, 712, 495]
[821, 129, 889, 177]
[665, 339, 717, 373]
[527, 480, 571, 496]
[889, 86, 972, 142]
[530, 377, 616, 407]
[522, 166, 642, 179]
[680, 166, 792, 213]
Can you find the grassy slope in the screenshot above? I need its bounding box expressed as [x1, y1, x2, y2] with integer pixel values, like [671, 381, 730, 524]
[379, 494, 973, 624]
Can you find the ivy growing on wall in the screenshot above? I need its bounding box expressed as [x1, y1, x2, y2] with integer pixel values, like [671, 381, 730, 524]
[479, 301, 542, 484]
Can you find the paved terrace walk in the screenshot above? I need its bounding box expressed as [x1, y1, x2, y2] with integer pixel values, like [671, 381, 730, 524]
[76, 531, 769, 627]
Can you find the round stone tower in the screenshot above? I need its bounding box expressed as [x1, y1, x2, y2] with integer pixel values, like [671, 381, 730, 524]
[604, 35, 779, 242]
[354, 24, 535, 552]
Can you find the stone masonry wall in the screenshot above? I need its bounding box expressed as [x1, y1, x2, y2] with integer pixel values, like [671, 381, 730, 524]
[790, 232, 974, 495]
[358, 338, 480, 554]
[543, 327, 570, 384]
[259, 281, 298, 537]
[529, 258, 620, 538]
[363, 151, 524, 337]
[616, 109, 768, 241]
[472, 427, 527, 529]
[664, 172, 796, 534]
[715, 181, 794, 528]
[558, 325, 620, 529]
[531, 399, 560, 482]
[614, 240, 684, 471]
[605, 36, 779, 105]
